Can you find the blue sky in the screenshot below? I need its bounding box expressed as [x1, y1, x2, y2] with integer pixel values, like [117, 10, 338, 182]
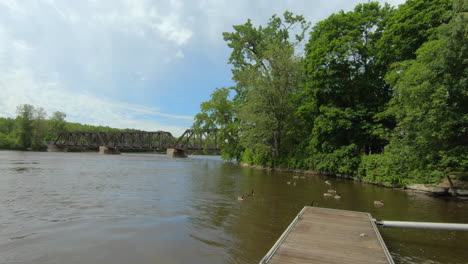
[0, 0, 404, 136]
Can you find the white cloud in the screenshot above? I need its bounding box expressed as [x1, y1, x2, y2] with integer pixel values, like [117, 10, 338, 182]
[0, 0, 28, 16]
[0, 68, 191, 136]
[192, 0, 406, 46]
[0, 0, 408, 137]
[0, 16, 192, 136]
[75, 0, 193, 46]
[153, 14, 193, 46]
[175, 50, 184, 59]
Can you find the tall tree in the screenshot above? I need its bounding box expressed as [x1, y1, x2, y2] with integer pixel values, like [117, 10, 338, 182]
[300, 2, 392, 174]
[361, 4, 468, 185]
[223, 11, 309, 165]
[0, 118, 16, 149]
[48, 111, 67, 140]
[15, 104, 35, 149]
[193, 87, 241, 160]
[31, 107, 48, 150]
[378, 0, 452, 65]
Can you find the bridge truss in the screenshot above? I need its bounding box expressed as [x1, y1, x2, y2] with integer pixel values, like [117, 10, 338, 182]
[174, 129, 219, 151]
[53, 129, 219, 152]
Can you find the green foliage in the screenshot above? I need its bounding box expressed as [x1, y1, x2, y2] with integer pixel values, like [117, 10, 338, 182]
[194, 88, 234, 129]
[240, 147, 273, 167]
[11, 105, 55, 150]
[191, 1, 462, 186]
[0, 132, 17, 149]
[192, 87, 242, 160]
[240, 148, 255, 165]
[378, 0, 452, 64]
[47, 111, 67, 141]
[0, 118, 18, 149]
[359, 153, 408, 186]
[64, 122, 120, 133]
[300, 1, 393, 175]
[368, 9, 468, 183]
[222, 12, 309, 165]
[0, 117, 15, 135]
[31, 107, 48, 150]
[15, 104, 35, 149]
[313, 144, 361, 177]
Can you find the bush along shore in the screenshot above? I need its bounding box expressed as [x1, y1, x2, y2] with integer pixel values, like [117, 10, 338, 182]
[240, 163, 468, 197]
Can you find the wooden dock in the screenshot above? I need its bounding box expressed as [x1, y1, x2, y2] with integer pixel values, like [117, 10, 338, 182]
[260, 207, 394, 264]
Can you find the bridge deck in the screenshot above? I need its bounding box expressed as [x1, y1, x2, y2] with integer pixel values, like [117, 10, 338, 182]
[260, 206, 394, 264]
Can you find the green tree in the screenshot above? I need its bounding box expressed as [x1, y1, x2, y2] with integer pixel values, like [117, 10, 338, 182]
[378, 0, 452, 65]
[361, 7, 468, 185]
[223, 11, 309, 166]
[0, 117, 15, 135]
[47, 111, 67, 140]
[0, 117, 16, 148]
[193, 87, 241, 160]
[31, 107, 48, 150]
[300, 2, 392, 174]
[15, 104, 35, 149]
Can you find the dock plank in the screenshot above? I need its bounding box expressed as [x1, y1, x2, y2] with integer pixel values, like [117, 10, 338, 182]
[262, 207, 393, 264]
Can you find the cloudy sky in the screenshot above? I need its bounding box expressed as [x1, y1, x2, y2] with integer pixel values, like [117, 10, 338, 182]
[0, 0, 405, 136]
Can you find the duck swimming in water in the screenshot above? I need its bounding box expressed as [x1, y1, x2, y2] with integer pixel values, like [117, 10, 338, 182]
[374, 200, 384, 207]
[323, 193, 333, 197]
[325, 180, 331, 185]
[327, 189, 336, 194]
[334, 193, 341, 199]
[238, 189, 254, 201]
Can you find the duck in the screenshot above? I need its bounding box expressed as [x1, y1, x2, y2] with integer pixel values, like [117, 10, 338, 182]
[334, 193, 341, 199]
[293, 175, 299, 179]
[374, 200, 384, 207]
[245, 189, 254, 197]
[325, 180, 331, 186]
[287, 181, 291, 185]
[310, 201, 315, 206]
[323, 193, 333, 197]
[327, 189, 336, 194]
[293, 181, 297, 186]
[237, 195, 244, 201]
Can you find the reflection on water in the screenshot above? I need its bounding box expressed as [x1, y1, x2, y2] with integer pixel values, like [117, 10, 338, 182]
[0, 150, 467, 264]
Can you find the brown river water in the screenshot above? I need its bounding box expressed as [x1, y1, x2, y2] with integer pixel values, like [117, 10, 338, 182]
[0, 150, 467, 264]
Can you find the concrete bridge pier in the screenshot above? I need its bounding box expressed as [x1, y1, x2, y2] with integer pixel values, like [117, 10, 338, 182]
[47, 144, 68, 152]
[167, 148, 187, 158]
[99, 146, 120, 155]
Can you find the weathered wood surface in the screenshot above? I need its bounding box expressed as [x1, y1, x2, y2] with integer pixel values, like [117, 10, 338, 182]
[262, 206, 394, 264]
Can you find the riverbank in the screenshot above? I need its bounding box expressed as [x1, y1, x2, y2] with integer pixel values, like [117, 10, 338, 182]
[240, 163, 468, 198]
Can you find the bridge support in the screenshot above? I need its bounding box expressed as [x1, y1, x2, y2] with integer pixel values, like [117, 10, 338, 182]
[47, 144, 68, 152]
[99, 146, 120, 155]
[167, 148, 187, 158]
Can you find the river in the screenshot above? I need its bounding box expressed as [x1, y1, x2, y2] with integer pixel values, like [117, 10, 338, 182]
[0, 150, 466, 264]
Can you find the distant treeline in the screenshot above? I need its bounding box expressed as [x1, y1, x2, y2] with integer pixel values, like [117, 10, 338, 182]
[192, 0, 467, 186]
[0, 104, 125, 151]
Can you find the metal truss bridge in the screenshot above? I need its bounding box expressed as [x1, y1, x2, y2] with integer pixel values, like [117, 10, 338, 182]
[51, 129, 219, 154]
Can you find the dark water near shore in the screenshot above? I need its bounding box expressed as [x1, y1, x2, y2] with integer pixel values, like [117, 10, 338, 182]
[0, 150, 467, 264]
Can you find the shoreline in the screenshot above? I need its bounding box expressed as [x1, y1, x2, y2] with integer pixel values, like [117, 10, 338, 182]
[240, 163, 468, 198]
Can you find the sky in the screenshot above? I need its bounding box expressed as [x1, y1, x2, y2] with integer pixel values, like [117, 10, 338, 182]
[0, 0, 405, 136]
